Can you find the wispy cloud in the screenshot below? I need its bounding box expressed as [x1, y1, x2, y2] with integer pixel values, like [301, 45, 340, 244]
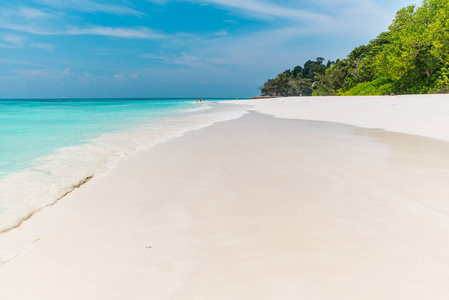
[0, 22, 56, 35]
[149, 0, 404, 38]
[63, 67, 72, 76]
[223, 19, 239, 24]
[150, 0, 330, 23]
[17, 7, 53, 18]
[11, 67, 73, 78]
[171, 54, 202, 66]
[215, 30, 228, 36]
[140, 53, 168, 60]
[30, 43, 55, 51]
[0, 59, 41, 66]
[198, 0, 331, 22]
[146, 0, 171, 4]
[66, 26, 167, 38]
[0, 21, 168, 39]
[0, 34, 26, 48]
[0, 6, 55, 20]
[36, 0, 143, 16]
[141, 53, 203, 66]
[11, 69, 52, 77]
[2, 34, 25, 45]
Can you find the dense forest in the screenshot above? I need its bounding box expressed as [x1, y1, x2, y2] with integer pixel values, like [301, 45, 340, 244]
[260, 0, 449, 97]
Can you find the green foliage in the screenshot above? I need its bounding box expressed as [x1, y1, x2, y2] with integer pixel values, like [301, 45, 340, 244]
[259, 58, 326, 96]
[376, 2, 441, 81]
[434, 67, 449, 92]
[259, 0, 449, 97]
[341, 77, 394, 96]
[312, 61, 347, 96]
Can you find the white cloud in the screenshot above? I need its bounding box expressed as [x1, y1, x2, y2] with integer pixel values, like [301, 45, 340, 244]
[146, 0, 171, 4]
[150, 0, 330, 22]
[215, 30, 228, 36]
[36, 0, 143, 16]
[2, 34, 25, 46]
[0, 59, 41, 66]
[129, 72, 141, 79]
[0, 21, 168, 39]
[223, 19, 239, 24]
[38, 0, 144, 16]
[12, 69, 51, 77]
[111, 72, 142, 80]
[172, 54, 202, 66]
[0, 22, 55, 35]
[0, 6, 55, 20]
[17, 7, 53, 18]
[199, 0, 330, 22]
[141, 53, 203, 66]
[30, 43, 55, 51]
[63, 67, 72, 76]
[66, 26, 167, 39]
[140, 53, 168, 60]
[11, 67, 74, 78]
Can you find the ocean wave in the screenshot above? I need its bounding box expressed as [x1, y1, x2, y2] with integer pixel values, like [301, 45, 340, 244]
[178, 104, 212, 113]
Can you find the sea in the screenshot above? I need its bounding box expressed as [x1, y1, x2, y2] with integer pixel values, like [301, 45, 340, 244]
[0, 98, 248, 262]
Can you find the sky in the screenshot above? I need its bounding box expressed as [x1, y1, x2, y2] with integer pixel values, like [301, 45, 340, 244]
[0, 0, 422, 98]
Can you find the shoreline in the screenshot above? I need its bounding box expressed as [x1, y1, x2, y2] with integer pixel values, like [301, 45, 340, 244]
[0, 175, 93, 236]
[0, 102, 249, 264]
[2, 95, 449, 298]
[226, 94, 449, 142]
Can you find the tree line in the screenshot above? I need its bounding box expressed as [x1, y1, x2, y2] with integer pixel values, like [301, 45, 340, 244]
[260, 0, 449, 97]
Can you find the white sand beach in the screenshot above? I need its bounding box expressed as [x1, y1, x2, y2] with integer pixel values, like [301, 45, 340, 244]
[230, 94, 449, 142]
[2, 95, 449, 299]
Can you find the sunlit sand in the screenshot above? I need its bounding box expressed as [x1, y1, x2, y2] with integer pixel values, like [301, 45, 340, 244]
[1, 95, 449, 299]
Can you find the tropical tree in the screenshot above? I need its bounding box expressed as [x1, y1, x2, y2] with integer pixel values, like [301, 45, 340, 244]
[259, 0, 449, 97]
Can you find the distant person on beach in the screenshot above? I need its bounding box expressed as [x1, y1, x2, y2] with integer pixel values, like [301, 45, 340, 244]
[196, 99, 198, 102]
[200, 97, 203, 102]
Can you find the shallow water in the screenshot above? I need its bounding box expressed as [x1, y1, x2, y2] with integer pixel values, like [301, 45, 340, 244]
[0, 98, 248, 237]
[1, 99, 200, 177]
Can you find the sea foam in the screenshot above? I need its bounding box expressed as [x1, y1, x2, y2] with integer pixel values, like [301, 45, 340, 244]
[178, 104, 212, 113]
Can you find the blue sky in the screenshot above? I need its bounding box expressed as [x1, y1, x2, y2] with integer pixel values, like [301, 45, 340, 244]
[0, 0, 422, 98]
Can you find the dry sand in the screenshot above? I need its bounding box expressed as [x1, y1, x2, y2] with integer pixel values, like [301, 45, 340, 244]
[231, 94, 449, 142]
[2, 95, 449, 299]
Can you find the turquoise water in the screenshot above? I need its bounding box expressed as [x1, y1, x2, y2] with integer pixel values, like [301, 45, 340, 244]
[0, 98, 199, 178]
[0, 98, 247, 241]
